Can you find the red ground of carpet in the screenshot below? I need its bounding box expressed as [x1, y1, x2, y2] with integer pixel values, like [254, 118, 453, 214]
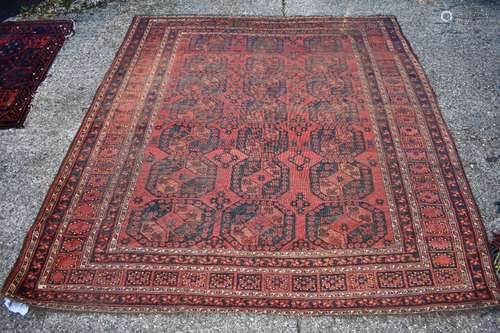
[3, 16, 499, 314]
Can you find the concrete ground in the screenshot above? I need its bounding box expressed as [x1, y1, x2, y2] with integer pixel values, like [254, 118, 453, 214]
[1, 0, 499, 331]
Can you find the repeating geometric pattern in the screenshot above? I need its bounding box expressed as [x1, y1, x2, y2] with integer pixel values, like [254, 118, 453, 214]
[2, 16, 499, 315]
[0, 20, 73, 128]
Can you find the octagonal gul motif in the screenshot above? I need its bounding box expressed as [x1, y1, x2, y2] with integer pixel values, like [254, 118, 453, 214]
[304, 55, 348, 76]
[309, 160, 374, 201]
[311, 126, 366, 161]
[303, 36, 343, 53]
[306, 202, 387, 250]
[305, 55, 352, 99]
[176, 74, 227, 96]
[244, 76, 286, 102]
[126, 199, 216, 247]
[241, 100, 288, 124]
[146, 156, 217, 198]
[235, 126, 288, 157]
[306, 75, 352, 100]
[183, 54, 228, 73]
[168, 97, 223, 124]
[246, 36, 284, 53]
[221, 201, 295, 251]
[230, 158, 289, 198]
[306, 100, 359, 127]
[158, 124, 219, 155]
[245, 55, 283, 75]
[188, 34, 232, 52]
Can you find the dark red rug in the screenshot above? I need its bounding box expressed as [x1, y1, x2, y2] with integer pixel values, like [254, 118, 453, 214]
[0, 20, 72, 129]
[2, 16, 499, 314]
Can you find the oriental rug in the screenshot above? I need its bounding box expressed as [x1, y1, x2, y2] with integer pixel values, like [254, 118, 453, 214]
[2, 16, 499, 315]
[0, 20, 73, 129]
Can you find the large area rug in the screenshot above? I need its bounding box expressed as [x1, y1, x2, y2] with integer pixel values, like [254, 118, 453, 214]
[0, 20, 72, 129]
[3, 16, 499, 314]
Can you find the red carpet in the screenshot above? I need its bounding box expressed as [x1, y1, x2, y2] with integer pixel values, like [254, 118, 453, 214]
[0, 20, 72, 128]
[3, 16, 499, 314]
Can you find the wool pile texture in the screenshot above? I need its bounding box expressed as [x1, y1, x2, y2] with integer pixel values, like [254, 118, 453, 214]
[2, 16, 499, 314]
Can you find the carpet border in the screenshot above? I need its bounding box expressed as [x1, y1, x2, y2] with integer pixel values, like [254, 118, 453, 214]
[387, 15, 500, 297]
[1, 15, 499, 316]
[1, 293, 499, 316]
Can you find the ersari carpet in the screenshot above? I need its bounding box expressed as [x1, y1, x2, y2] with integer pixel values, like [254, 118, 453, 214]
[3, 16, 499, 314]
[0, 20, 73, 128]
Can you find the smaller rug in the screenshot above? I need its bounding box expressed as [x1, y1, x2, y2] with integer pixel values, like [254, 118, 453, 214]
[0, 20, 73, 129]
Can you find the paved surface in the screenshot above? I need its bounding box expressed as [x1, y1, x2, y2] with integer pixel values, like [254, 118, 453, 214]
[1, 0, 499, 332]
